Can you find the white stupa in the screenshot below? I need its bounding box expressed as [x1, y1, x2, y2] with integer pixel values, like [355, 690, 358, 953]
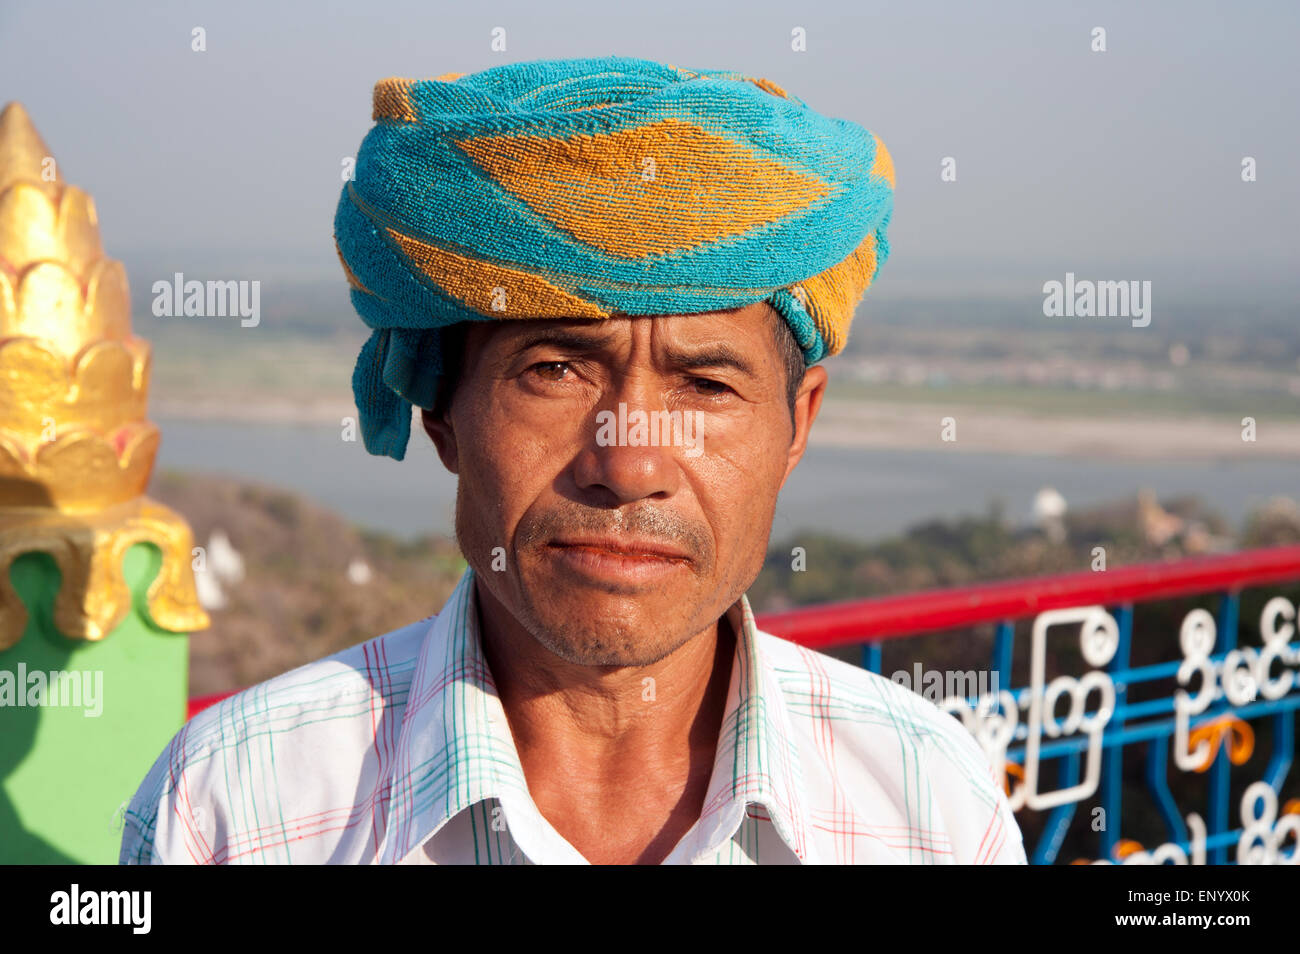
[194, 565, 227, 611]
[194, 528, 246, 611]
[347, 559, 373, 585]
[1033, 487, 1068, 543]
[208, 528, 246, 584]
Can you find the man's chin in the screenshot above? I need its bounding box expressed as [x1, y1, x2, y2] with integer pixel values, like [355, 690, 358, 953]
[514, 584, 701, 668]
[527, 602, 683, 662]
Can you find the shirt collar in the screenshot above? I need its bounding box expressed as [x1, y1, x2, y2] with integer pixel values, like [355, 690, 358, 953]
[379, 566, 817, 864]
[692, 592, 818, 862]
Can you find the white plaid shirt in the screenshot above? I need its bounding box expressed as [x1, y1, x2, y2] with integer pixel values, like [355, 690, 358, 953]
[121, 567, 1026, 864]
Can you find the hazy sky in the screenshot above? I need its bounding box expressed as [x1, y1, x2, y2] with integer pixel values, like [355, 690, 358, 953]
[2, 0, 1297, 305]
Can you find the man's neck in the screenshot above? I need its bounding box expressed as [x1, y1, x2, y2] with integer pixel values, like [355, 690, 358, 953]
[474, 580, 737, 864]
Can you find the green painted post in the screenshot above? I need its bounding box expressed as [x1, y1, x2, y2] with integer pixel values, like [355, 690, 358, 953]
[1, 545, 188, 863]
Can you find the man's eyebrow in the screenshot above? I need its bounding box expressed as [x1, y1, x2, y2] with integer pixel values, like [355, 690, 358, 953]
[505, 327, 612, 359]
[504, 327, 759, 377]
[662, 343, 758, 377]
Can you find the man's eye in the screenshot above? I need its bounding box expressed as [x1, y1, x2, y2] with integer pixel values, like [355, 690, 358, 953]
[690, 376, 733, 396]
[527, 361, 571, 381]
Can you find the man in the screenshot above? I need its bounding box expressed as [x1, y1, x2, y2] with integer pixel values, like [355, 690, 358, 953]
[121, 56, 1025, 864]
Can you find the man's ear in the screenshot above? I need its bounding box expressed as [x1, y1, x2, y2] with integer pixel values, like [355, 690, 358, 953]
[782, 364, 827, 487]
[421, 406, 460, 475]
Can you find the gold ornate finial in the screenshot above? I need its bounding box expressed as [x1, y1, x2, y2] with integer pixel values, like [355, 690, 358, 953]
[0, 101, 209, 647]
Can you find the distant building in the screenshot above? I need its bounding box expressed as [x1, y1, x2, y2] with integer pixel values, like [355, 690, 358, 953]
[1033, 487, 1068, 544]
[347, 559, 373, 585]
[1136, 488, 1184, 548]
[208, 529, 245, 583]
[195, 528, 246, 611]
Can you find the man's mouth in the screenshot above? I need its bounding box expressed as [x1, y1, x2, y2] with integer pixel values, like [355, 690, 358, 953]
[543, 536, 693, 582]
[548, 535, 691, 561]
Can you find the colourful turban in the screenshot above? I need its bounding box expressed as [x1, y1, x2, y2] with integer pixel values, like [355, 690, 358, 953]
[335, 56, 894, 460]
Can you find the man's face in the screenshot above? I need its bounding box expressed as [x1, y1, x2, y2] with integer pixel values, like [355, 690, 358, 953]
[424, 302, 826, 667]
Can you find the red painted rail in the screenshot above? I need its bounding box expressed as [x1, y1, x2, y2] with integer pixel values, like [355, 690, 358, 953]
[754, 544, 1300, 649]
[188, 544, 1300, 719]
[188, 689, 238, 719]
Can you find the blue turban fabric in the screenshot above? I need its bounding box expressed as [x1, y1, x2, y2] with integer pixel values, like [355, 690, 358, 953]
[335, 56, 894, 460]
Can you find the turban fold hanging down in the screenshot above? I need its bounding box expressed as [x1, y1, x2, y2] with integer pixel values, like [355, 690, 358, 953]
[334, 55, 895, 460]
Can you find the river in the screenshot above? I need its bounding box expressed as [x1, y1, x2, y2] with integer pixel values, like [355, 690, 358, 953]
[150, 417, 1298, 542]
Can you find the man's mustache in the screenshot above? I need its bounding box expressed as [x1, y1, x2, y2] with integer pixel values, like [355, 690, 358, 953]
[516, 503, 712, 567]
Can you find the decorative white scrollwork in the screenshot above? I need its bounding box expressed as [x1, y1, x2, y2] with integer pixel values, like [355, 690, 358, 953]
[1088, 813, 1207, 865]
[943, 687, 1019, 768]
[1086, 781, 1298, 864]
[1237, 781, 1300, 865]
[1014, 606, 1119, 810]
[1174, 609, 1218, 771]
[942, 606, 1119, 811]
[1175, 601, 1300, 771]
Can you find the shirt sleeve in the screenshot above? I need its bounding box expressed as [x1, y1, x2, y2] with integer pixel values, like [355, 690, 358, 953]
[119, 722, 223, 865]
[924, 717, 1029, 865]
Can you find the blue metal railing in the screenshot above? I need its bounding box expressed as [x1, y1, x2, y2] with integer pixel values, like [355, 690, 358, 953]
[760, 546, 1300, 865]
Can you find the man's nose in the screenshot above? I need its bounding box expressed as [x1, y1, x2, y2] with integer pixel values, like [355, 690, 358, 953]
[571, 387, 682, 504]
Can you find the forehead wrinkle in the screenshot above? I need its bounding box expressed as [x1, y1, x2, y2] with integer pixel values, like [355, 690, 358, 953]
[488, 308, 773, 378]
